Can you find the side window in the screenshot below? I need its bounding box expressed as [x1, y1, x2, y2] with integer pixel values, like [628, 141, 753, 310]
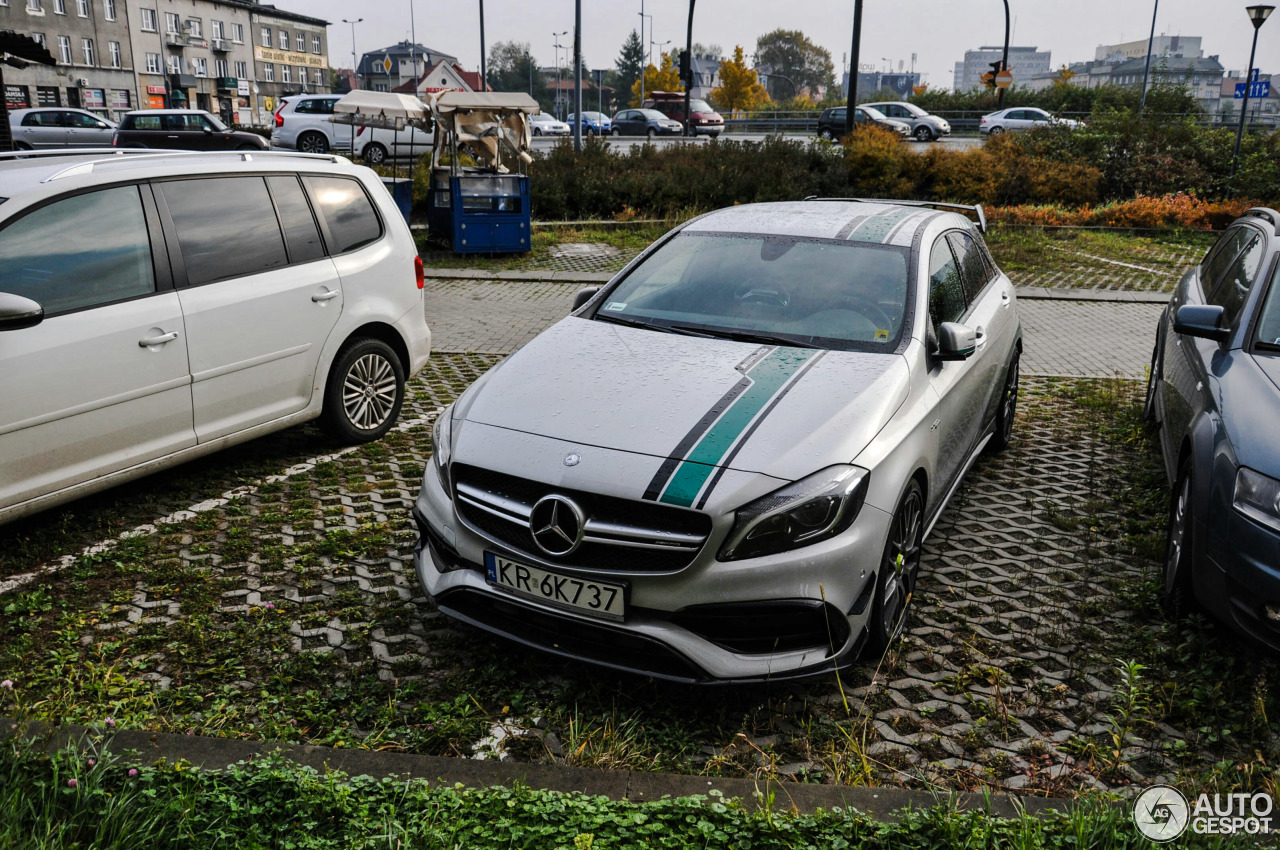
[928, 238, 967, 327]
[1200, 227, 1249, 295]
[0, 186, 155, 315]
[304, 175, 382, 254]
[293, 99, 315, 114]
[21, 112, 46, 126]
[130, 114, 162, 130]
[266, 175, 325, 264]
[947, 231, 992, 303]
[160, 177, 288, 285]
[1208, 234, 1265, 326]
[68, 111, 99, 128]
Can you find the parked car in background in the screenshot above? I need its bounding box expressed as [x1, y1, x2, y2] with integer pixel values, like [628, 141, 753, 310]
[0, 149, 431, 526]
[9, 108, 116, 149]
[979, 107, 1080, 135]
[529, 113, 571, 136]
[566, 112, 612, 135]
[414, 198, 1020, 682]
[642, 93, 724, 137]
[272, 93, 348, 154]
[351, 123, 434, 165]
[860, 101, 951, 142]
[816, 106, 910, 141]
[610, 108, 684, 138]
[113, 109, 268, 151]
[1144, 207, 1280, 651]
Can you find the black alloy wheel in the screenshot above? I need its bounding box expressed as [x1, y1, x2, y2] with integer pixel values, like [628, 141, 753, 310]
[1143, 341, 1161, 424]
[869, 480, 924, 653]
[297, 132, 330, 154]
[1162, 460, 1197, 619]
[988, 352, 1020, 453]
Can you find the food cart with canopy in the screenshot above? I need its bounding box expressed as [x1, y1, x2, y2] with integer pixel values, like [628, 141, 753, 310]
[331, 90, 433, 221]
[428, 91, 538, 254]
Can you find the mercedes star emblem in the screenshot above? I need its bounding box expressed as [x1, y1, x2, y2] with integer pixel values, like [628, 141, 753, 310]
[529, 494, 585, 556]
[563, 452, 581, 467]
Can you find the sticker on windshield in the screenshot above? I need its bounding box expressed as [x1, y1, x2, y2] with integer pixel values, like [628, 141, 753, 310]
[875, 328, 890, 340]
[604, 301, 627, 312]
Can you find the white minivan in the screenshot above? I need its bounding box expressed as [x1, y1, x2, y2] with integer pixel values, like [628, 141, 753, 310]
[0, 149, 431, 525]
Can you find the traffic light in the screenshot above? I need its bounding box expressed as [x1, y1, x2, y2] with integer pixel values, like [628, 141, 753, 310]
[679, 50, 691, 85]
[981, 59, 1003, 89]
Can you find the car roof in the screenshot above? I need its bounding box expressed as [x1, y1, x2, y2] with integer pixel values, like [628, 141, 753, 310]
[124, 108, 210, 115]
[0, 150, 364, 203]
[683, 200, 971, 248]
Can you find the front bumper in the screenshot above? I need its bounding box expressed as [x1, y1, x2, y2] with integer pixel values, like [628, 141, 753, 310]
[411, 443, 891, 683]
[1206, 507, 1280, 651]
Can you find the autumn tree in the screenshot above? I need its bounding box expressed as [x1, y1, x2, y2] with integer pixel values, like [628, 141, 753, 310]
[630, 53, 683, 106]
[615, 30, 645, 107]
[487, 41, 551, 111]
[754, 29, 835, 100]
[711, 46, 769, 113]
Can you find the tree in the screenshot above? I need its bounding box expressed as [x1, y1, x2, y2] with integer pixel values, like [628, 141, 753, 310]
[753, 29, 835, 100]
[711, 46, 769, 113]
[487, 41, 551, 111]
[615, 30, 645, 107]
[630, 53, 682, 106]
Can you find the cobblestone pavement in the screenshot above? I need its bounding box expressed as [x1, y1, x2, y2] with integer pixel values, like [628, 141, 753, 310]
[425, 277, 1166, 378]
[421, 243, 640, 275]
[1014, 242, 1201, 293]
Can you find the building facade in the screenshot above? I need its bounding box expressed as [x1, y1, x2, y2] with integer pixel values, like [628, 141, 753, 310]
[1, 0, 141, 122]
[248, 3, 329, 122]
[953, 45, 1051, 92]
[357, 42, 458, 92]
[1094, 35, 1202, 63]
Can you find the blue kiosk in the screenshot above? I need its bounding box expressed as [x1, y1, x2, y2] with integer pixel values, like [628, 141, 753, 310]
[427, 92, 538, 254]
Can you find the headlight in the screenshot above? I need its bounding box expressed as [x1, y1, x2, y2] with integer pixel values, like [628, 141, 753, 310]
[719, 465, 870, 561]
[1234, 467, 1280, 533]
[432, 406, 453, 494]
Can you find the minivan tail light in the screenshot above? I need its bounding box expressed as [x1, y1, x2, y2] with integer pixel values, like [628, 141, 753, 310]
[414, 256, 424, 289]
[275, 111, 284, 128]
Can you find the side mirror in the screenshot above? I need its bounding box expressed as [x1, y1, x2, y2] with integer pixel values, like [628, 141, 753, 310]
[0, 292, 44, 331]
[1173, 304, 1229, 342]
[572, 286, 601, 312]
[936, 322, 976, 361]
[202, 126, 213, 134]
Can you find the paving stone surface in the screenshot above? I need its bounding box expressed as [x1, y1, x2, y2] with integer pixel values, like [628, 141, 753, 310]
[1014, 242, 1202, 292]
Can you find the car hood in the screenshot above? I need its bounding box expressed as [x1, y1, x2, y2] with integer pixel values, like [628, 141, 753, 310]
[459, 317, 910, 488]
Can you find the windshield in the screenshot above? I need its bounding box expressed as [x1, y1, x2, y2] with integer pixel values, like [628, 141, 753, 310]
[591, 232, 910, 350]
[901, 102, 927, 117]
[860, 106, 887, 120]
[1255, 262, 1280, 352]
[639, 109, 669, 120]
[205, 114, 229, 131]
[688, 100, 714, 113]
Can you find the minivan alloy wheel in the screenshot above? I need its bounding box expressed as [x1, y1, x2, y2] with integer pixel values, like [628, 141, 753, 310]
[344, 353, 398, 431]
[321, 337, 405, 443]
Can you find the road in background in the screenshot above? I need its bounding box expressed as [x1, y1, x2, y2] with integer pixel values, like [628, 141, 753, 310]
[528, 134, 983, 154]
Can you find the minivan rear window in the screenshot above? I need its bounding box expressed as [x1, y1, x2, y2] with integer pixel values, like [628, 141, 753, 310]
[161, 177, 288, 285]
[304, 176, 381, 254]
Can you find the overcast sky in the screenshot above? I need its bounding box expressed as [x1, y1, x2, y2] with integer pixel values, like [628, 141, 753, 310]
[306, 0, 1279, 89]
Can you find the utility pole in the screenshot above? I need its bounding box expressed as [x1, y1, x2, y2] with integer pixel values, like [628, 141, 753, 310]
[553, 31, 568, 119]
[409, 0, 419, 89]
[844, 0, 863, 136]
[343, 18, 363, 91]
[573, 0, 583, 151]
[639, 5, 653, 104]
[1139, 0, 1159, 112]
[996, 0, 1010, 108]
[479, 0, 487, 91]
[682, 0, 696, 136]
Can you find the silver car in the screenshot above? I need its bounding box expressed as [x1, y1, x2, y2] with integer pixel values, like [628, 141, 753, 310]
[414, 199, 1021, 682]
[9, 108, 116, 149]
[980, 107, 1081, 135]
[861, 101, 951, 143]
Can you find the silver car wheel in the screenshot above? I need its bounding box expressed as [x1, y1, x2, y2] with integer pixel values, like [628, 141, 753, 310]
[875, 483, 923, 649]
[343, 353, 398, 431]
[913, 125, 933, 142]
[298, 132, 329, 154]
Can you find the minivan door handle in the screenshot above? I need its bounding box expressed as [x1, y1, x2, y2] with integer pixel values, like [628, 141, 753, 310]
[311, 289, 340, 303]
[1001, 290, 1011, 307]
[138, 331, 179, 347]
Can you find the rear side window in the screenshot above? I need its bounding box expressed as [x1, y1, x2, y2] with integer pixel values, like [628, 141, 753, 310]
[295, 98, 336, 115]
[126, 114, 162, 130]
[1209, 234, 1265, 327]
[0, 186, 155, 315]
[1201, 227, 1251, 294]
[21, 112, 53, 126]
[947, 231, 992, 302]
[266, 175, 325, 264]
[161, 177, 288, 285]
[928, 238, 966, 327]
[304, 175, 381, 254]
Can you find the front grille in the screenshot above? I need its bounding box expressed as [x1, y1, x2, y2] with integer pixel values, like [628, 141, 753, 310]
[452, 464, 712, 573]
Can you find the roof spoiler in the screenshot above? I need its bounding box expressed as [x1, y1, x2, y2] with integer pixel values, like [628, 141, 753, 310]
[1243, 207, 1280, 236]
[803, 197, 987, 234]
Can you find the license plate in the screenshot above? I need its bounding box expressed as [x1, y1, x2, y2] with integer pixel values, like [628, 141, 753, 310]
[484, 552, 625, 622]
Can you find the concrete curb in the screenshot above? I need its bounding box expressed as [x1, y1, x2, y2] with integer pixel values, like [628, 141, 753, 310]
[3, 718, 1100, 820]
[424, 268, 1171, 304]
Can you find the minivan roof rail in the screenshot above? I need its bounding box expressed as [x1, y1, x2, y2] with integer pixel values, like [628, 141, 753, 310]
[31, 149, 346, 183]
[803, 197, 988, 233]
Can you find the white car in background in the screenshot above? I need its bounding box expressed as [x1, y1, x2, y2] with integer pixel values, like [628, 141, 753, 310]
[351, 123, 435, 165]
[980, 107, 1081, 135]
[9, 108, 116, 149]
[0, 149, 431, 525]
[272, 94, 349, 154]
[529, 113, 571, 136]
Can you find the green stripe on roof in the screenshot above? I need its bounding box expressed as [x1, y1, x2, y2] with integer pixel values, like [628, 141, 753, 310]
[658, 347, 816, 507]
[847, 206, 916, 244]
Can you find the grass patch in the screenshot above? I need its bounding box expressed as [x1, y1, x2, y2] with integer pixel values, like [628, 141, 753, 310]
[985, 226, 1215, 289]
[418, 222, 672, 271]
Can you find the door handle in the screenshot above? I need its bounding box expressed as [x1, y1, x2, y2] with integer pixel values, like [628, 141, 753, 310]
[1001, 290, 1011, 306]
[167, 135, 179, 139]
[974, 326, 987, 349]
[311, 289, 340, 303]
[138, 331, 179, 347]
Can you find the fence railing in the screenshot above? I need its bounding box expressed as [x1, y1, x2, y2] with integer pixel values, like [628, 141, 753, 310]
[719, 110, 1274, 136]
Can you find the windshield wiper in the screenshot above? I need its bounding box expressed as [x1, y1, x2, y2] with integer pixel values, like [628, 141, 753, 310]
[670, 325, 821, 348]
[595, 314, 718, 338]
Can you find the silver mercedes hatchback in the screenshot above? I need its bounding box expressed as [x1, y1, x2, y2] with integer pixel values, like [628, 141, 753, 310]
[415, 199, 1021, 682]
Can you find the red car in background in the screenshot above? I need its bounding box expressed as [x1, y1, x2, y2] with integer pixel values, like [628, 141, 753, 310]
[643, 91, 724, 138]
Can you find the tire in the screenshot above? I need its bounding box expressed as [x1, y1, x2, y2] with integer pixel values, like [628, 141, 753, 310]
[988, 126, 1004, 135]
[297, 131, 329, 154]
[1143, 341, 1161, 424]
[914, 125, 934, 142]
[610, 127, 621, 137]
[818, 128, 834, 141]
[533, 127, 542, 136]
[987, 351, 1020, 454]
[320, 337, 405, 443]
[1162, 460, 1197, 620]
[362, 142, 388, 165]
[868, 480, 925, 654]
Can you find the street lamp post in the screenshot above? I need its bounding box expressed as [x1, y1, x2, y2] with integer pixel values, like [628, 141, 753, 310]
[844, 0, 863, 135]
[1139, 0, 1159, 112]
[479, 0, 486, 92]
[553, 31, 568, 119]
[996, 0, 1010, 108]
[1229, 4, 1274, 197]
[573, 0, 582, 152]
[343, 18, 363, 91]
[639, 5, 652, 103]
[683, 0, 696, 137]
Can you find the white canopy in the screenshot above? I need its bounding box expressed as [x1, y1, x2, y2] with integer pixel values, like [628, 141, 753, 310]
[434, 92, 540, 115]
[331, 90, 431, 131]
